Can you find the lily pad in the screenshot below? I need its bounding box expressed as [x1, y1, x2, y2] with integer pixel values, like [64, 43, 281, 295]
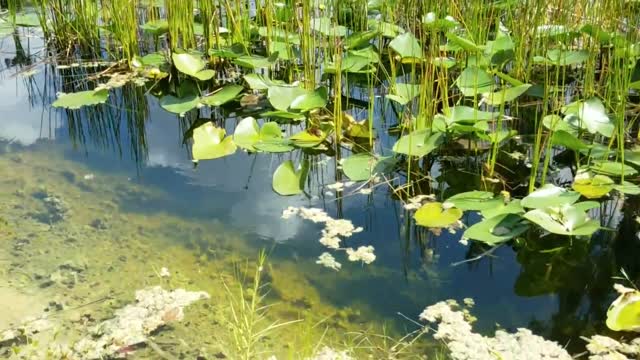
[272, 160, 308, 195]
[523, 204, 600, 236]
[267, 85, 307, 111]
[159, 94, 200, 115]
[456, 66, 494, 96]
[445, 191, 502, 211]
[606, 289, 640, 332]
[392, 130, 443, 157]
[233, 117, 292, 152]
[521, 184, 580, 209]
[290, 86, 328, 112]
[562, 97, 614, 137]
[200, 85, 244, 106]
[589, 160, 637, 177]
[387, 83, 421, 105]
[389, 32, 423, 59]
[414, 202, 463, 228]
[311, 17, 347, 37]
[341, 154, 396, 181]
[482, 84, 531, 106]
[52, 89, 109, 109]
[572, 171, 614, 199]
[463, 213, 529, 245]
[192, 122, 237, 160]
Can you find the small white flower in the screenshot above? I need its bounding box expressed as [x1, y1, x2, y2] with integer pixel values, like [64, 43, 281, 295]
[458, 237, 469, 246]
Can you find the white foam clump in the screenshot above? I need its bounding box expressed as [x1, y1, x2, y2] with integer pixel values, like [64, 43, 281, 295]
[73, 286, 209, 359]
[316, 252, 342, 271]
[585, 335, 640, 360]
[282, 206, 374, 269]
[307, 346, 354, 360]
[420, 300, 572, 360]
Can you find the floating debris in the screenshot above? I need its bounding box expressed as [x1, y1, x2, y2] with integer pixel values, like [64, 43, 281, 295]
[345, 246, 376, 264]
[0, 316, 52, 348]
[420, 300, 571, 360]
[585, 335, 640, 360]
[307, 346, 354, 360]
[83, 173, 95, 180]
[72, 286, 209, 359]
[316, 252, 342, 271]
[159, 267, 170, 278]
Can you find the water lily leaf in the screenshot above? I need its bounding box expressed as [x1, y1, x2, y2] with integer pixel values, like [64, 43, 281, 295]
[52, 89, 109, 109]
[141, 19, 169, 35]
[613, 181, 640, 195]
[446, 32, 482, 52]
[387, 83, 420, 105]
[192, 122, 237, 160]
[521, 184, 580, 209]
[258, 27, 300, 44]
[606, 289, 640, 332]
[233, 55, 274, 69]
[233, 117, 291, 152]
[348, 46, 380, 63]
[290, 86, 328, 112]
[325, 54, 375, 73]
[389, 32, 423, 59]
[311, 17, 347, 37]
[269, 41, 293, 60]
[172, 52, 206, 76]
[267, 85, 307, 111]
[159, 94, 199, 114]
[551, 130, 588, 150]
[201, 85, 244, 106]
[543, 114, 578, 134]
[482, 84, 531, 105]
[414, 202, 462, 228]
[572, 172, 614, 199]
[392, 130, 443, 157]
[562, 97, 614, 137]
[193, 69, 215, 81]
[480, 199, 525, 219]
[464, 213, 529, 245]
[445, 191, 501, 211]
[589, 160, 637, 177]
[243, 73, 275, 90]
[368, 20, 404, 38]
[444, 106, 497, 125]
[524, 205, 600, 236]
[341, 154, 396, 181]
[535, 49, 590, 65]
[288, 125, 332, 148]
[141, 52, 167, 66]
[345, 30, 379, 49]
[260, 110, 306, 121]
[456, 66, 494, 96]
[272, 160, 308, 195]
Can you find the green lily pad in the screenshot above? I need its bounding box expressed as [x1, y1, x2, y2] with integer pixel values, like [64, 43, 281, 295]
[233, 55, 275, 69]
[387, 83, 421, 105]
[456, 66, 494, 96]
[414, 202, 463, 228]
[445, 191, 502, 211]
[562, 97, 614, 137]
[267, 85, 308, 111]
[141, 19, 169, 35]
[272, 160, 308, 195]
[389, 32, 423, 59]
[159, 94, 200, 115]
[290, 86, 328, 112]
[192, 122, 237, 160]
[463, 213, 529, 245]
[172, 52, 206, 76]
[589, 160, 637, 177]
[552, 130, 588, 150]
[289, 126, 331, 148]
[345, 30, 379, 49]
[444, 106, 497, 124]
[233, 117, 292, 153]
[52, 89, 109, 109]
[606, 289, 640, 332]
[200, 85, 244, 106]
[341, 154, 396, 182]
[311, 17, 347, 37]
[392, 130, 443, 157]
[482, 84, 531, 105]
[613, 181, 640, 195]
[260, 110, 306, 121]
[480, 199, 525, 219]
[523, 204, 600, 236]
[572, 171, 614, 199]
[521, 184, 581, 209]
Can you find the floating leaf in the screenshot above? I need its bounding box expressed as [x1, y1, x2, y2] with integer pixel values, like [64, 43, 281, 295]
[389, 32, 423, 59]
[141, 19, 169, 35]
[341, 154, 396, 181]
[613, 181, 640, 195]
[233, 55, 275, 69]
[535, 49, 590, 66]
[446, 32, 482, 52]
[606, 289, 640, 332]
[551, 130, 588, 150]
[392, 130, 443, 157]
[445, 191, 501, 211]
[267, 85, 308, 111]
[311, 17, 347, 37]
[455, 66, 494, 96]
[482, 84, 531, 105]
[387, 83, 421, 105]
[563, 97, 614, 137]
[521, 184, 580, 209]
[345, 30, 379, 49]
[192, 122, 237, 160]
[444, 106, 497, 124]
[200, 85, 244, 106]
[260, 110, 306, 121]
[464, 214, 529, 245]
[290, 86, 328, 112]
[572, 171, 614, 199]
[414, 202, 462, 228]
[233, 117, 291, 152]
[480, 199, 525, 219]
[52, 89, 109, 109]
[589, 160, 637, 177]
[523, 204, 600, 236]
[159, 94, 200, 114]
[272, 160, 308, 195]
[172, 52, 206, 76]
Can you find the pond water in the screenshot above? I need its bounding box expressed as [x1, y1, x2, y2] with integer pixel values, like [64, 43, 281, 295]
[1, 30, 639, 359]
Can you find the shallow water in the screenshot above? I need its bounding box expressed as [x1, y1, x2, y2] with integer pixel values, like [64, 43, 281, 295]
[1, 30, 638, 359]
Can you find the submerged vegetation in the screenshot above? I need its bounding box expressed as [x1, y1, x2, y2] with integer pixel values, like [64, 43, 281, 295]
[2, 0, 640, 357]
